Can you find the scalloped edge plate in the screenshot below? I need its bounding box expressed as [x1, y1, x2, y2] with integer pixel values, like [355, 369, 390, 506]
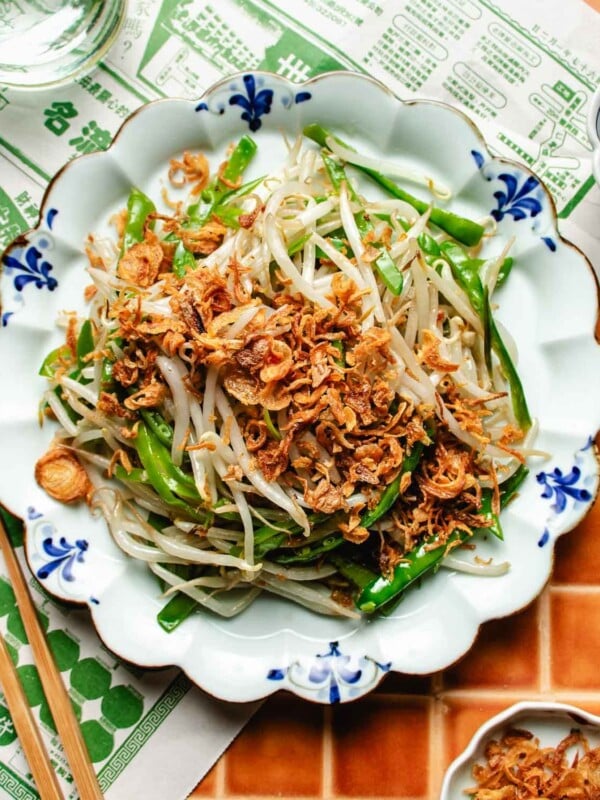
[1, 71, 599, 703]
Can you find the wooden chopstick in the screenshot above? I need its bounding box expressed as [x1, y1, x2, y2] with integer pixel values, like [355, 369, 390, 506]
[0, 632, 64, 799]
[0, 518, 104, 800]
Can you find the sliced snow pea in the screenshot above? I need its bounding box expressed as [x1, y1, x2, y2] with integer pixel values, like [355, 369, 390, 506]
[101, 357, 114, 388]
[287, 231, 311, 256]
[135, 423, 205, 520]
[113, 464, 148, 484]
[122, 188, 155, 253]
[263, 408, 282, 441]
[172, 240, 196, 278]
[489, 311, 532, 431]
[440, 242, 531, 431]
[356, 529, 468, 613]
[76, 319, 94, 366]
[185, 139, 259, 228]
[186, 189, 217, 227]
[212, 205, 243, 229]
[331, 340, 345, 368]
[304, 124, 485, 247]
[157, 592, 199, 633]
[360, 439, 426, 529]
[272, 532, 344, 565]
[329, 554, 378, 592]
[218, 173, 266, 205]
[355, 465, 529, 613]
[219, 134, 257, 186]
[39, 344, 72, 377]
[41, 319, 94, 378]
[139, 409, 174, 448]
[321, 152, 403, 295]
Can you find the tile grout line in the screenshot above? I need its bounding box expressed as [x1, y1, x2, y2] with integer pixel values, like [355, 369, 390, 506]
[549, 583, 600, 594]
[216, 752, 227, 798]
[429, 677, 445, 800]
[322, 705, 333, 800]
[538, 587, 552, 693]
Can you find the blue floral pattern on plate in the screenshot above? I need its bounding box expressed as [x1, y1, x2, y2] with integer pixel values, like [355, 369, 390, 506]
[537, 436, 595, 515]
[471, 149, 544, 223]
[1, 226, 58, 326]
[491, 174, 542, 222]
[267, 641, 391, 703]
[195, 73, 311, 131]
[36, 534, 88, 582]
[536, 438, 596, 546]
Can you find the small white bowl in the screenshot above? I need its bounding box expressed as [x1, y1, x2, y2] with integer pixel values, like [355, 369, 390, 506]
[587, 85, 600, 186]
[440, 700, 600, 799]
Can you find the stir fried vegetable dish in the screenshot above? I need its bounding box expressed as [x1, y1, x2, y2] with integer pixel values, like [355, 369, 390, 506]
[35, 126, 534, 626]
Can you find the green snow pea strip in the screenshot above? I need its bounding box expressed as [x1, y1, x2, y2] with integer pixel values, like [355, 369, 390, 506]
[331, 340, 345, 368]
[210, 176, 267, 230]
[439, 241, 493, 369]
[263, 408, 282, 441]
[135, 423, 205, 519]
[489, 311, 531, 431]
[304, 124, 485, 247]
[140, 409, 174, 448]
[189, 175, 266, 225]
[321, 152, 403, 295]
[40, 319, 95, 378]
[356, 529, 468, 613]
[113, 465, 148, 484]
[172, 240, 196, 278]
[272, 532, 344, 565]
[439, 241, 485, 312]
[440, 242, 531, 431]
[76, 319, 94, 366]
[101, 357, 114, 387]
[287, 232, 311, 256]
[270, 514, 346, 565]
[122, 188, 155, 254]
[360, 439, 426, 529]
[186, 189, 217, 227]
[219, 135, 257, 186]
[186, 141, 260, 228]
[39, 344, 72, 377]
[218, 173, 266, 205]
[157, 591, 199, 633]
[355, 465, 529, 613]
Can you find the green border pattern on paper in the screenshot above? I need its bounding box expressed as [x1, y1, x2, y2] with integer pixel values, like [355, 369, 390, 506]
[0, 763, 38, 800]
[97, 671, 191, 791]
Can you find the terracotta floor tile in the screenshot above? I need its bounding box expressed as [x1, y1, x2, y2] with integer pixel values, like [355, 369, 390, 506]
[224, 693, 324, 796]
[189, 761, 219, 797]
[331, 696, 429, 797]
[550, 589, 600, 689]
[443, 602, 541, 690]
[552, 498, 600, 585]
[375, 670, 433, 695]
[442, 698, 516, 765]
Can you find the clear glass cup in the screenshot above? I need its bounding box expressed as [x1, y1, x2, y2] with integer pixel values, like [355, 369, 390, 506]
[0, 0, 126, 90]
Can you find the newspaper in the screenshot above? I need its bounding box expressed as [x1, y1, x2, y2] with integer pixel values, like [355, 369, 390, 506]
[1, 0, 599, 797]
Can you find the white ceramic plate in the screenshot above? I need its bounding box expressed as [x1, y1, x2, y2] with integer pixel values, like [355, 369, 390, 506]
[1, 71, 599, 703]
[441, 701, 600, 798]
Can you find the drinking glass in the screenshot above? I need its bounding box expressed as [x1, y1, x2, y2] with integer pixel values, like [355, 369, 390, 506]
[0, 0, 125, 90]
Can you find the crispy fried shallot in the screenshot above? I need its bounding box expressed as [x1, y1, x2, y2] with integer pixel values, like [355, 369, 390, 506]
[35, 447, 91, 503]
[467, 728, 600, 799]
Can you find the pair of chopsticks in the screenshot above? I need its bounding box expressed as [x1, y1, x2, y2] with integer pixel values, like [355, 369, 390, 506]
[0, 517, 103, 799]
